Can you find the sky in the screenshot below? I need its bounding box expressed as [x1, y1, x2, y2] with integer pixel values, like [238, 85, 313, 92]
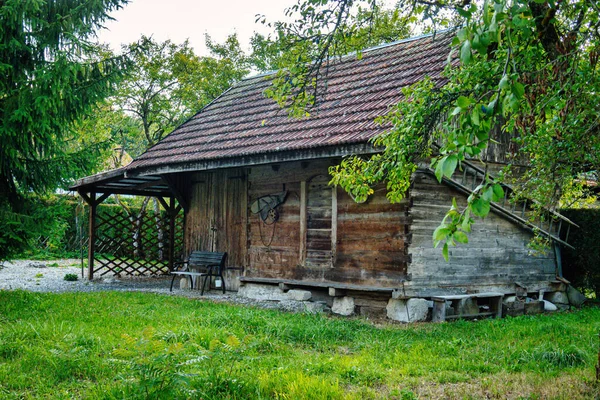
[97, 0, 297, 55]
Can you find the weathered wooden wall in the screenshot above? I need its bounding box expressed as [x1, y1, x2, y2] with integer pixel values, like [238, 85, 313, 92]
[182, 161, 556, 294]
[245, 159, 410, 286]
[406, 171, 556, 295]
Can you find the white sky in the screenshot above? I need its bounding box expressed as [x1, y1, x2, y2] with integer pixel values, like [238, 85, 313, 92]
[97, 0, 297, 55]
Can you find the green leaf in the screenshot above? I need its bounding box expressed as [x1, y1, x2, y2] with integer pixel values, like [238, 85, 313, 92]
[443, 155, 458, 178]
[442, 242, 449, 261]
[471, 198, 491, 218]
[460, 40, 472, 64]
[482, 186, 494, 202]
[499, 75, 510, 90]
[457, 96, 471, 108]
[454, 231, 469, 244]
[492, 184, 504, 201]
[433, 226, 451, 242]
[471, 107, 480, 126]
[434, 157, 446, 182]
[512, 82, 525, 99]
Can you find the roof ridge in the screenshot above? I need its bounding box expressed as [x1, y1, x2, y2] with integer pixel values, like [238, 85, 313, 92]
[240, 29, 453, 82]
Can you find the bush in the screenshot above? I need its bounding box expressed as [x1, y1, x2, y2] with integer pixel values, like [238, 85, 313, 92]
[561, 208, 600, 299]
[63, 274, 78, 282]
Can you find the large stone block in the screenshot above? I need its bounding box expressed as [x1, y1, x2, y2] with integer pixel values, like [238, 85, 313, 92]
[238, 283, 288, 301]
[386, 298, 429, 323]
[332, 296, 355, 316]
[545, 291, 569, 305]
[288, 289, 312, 301]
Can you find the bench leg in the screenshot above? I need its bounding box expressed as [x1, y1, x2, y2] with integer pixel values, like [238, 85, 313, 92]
[170, 275, 177, 292]
[201, 274, 210, 296]
[220, 274, 226, 294]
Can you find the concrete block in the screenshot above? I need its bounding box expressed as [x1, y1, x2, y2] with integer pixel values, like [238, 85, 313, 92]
[332, 296, 355, 316]
[542, 300, 558, 311]
[386, 298, 429, 323]
[180, 277, 191, 290]
[545, 291, 569, 305]
[288, 289, 312, 301]
[238, 283, 288, 301]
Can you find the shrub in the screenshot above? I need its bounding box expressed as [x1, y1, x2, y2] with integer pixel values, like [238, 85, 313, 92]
[64, 274, 78, 282]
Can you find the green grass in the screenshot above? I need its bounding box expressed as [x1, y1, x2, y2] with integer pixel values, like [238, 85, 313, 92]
[0, 290, 598, 399]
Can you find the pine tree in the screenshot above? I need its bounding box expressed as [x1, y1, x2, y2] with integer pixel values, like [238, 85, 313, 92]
[0, 0, 130, 259]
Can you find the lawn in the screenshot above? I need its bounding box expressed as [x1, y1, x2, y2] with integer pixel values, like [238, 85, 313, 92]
[0, 290, 598, 399]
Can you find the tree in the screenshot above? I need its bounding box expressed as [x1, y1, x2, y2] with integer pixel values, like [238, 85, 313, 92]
[113, 34, 251, 153]
[265, 0, 600, 256]
[0, 0, 130, 259]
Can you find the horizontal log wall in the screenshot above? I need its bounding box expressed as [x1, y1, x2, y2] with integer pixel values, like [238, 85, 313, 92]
[246, 160, 410, 287]
[407, 172, 556, 294]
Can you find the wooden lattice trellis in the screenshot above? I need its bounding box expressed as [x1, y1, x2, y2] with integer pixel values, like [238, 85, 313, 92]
[90, 200, 184, 277]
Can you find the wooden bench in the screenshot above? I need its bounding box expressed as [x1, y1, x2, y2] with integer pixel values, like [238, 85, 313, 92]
[431, 292, 504, 322]
[170, 251, 227, 295]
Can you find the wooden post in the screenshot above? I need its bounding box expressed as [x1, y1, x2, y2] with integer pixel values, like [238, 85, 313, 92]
[88, 192, 97, 280]
[331, 185, 337, 267]
[299, 180, 307, 265]
[168, 196, 176, 272]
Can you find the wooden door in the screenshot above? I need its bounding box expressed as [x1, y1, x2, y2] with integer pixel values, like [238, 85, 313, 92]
[185, 169, 247, 291]
[211, 169, 247, 291]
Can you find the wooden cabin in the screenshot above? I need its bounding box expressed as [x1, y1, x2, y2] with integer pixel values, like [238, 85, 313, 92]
[73, 33, 577, 319]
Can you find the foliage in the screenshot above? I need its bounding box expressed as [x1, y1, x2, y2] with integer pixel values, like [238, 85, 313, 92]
[0, 290, 598, 398]
[0, 0, 130, 259]
[63, 274, 78, 282]
[561, 208, 600, 299]
[112, 34, 251, 155]
[265, 0, 600, 256]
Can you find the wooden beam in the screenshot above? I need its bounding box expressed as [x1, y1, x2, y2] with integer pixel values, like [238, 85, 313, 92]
[299, 180, 307, 266]
[168, 196, 176, 272]
[328, 287, 346, 297]
[78, 190, 92, 205]
[156, 196, 170, 212]
[133, 179, 165, 191]
[162, 174, 189, 212]
[331, 185, 337, 267]
[88, 193, 97, 280]
[96, 192, 111, 205]
[91, 188, 171, 197]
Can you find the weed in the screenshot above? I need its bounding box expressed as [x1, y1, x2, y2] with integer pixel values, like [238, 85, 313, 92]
[519, 345, 588, 368]
[63, 273, 78, 281]
[34, 273, 43, 278]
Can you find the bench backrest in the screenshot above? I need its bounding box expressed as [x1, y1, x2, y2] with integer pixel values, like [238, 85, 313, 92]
[188, 251, 227, 273]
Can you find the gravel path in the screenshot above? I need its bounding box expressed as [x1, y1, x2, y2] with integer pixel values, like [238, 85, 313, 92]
[0, 259, 309, 312]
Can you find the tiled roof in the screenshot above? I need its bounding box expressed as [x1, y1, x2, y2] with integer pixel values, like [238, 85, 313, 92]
[127, 32, 452, 172]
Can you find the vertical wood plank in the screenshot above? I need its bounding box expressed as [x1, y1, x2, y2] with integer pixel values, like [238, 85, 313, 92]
[88, 192, 96, 280]
[299, 180, 307, 265]
[331, 185, 338, 267]
[242, 169, 249, 275]
[168, 196, 176, 272]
